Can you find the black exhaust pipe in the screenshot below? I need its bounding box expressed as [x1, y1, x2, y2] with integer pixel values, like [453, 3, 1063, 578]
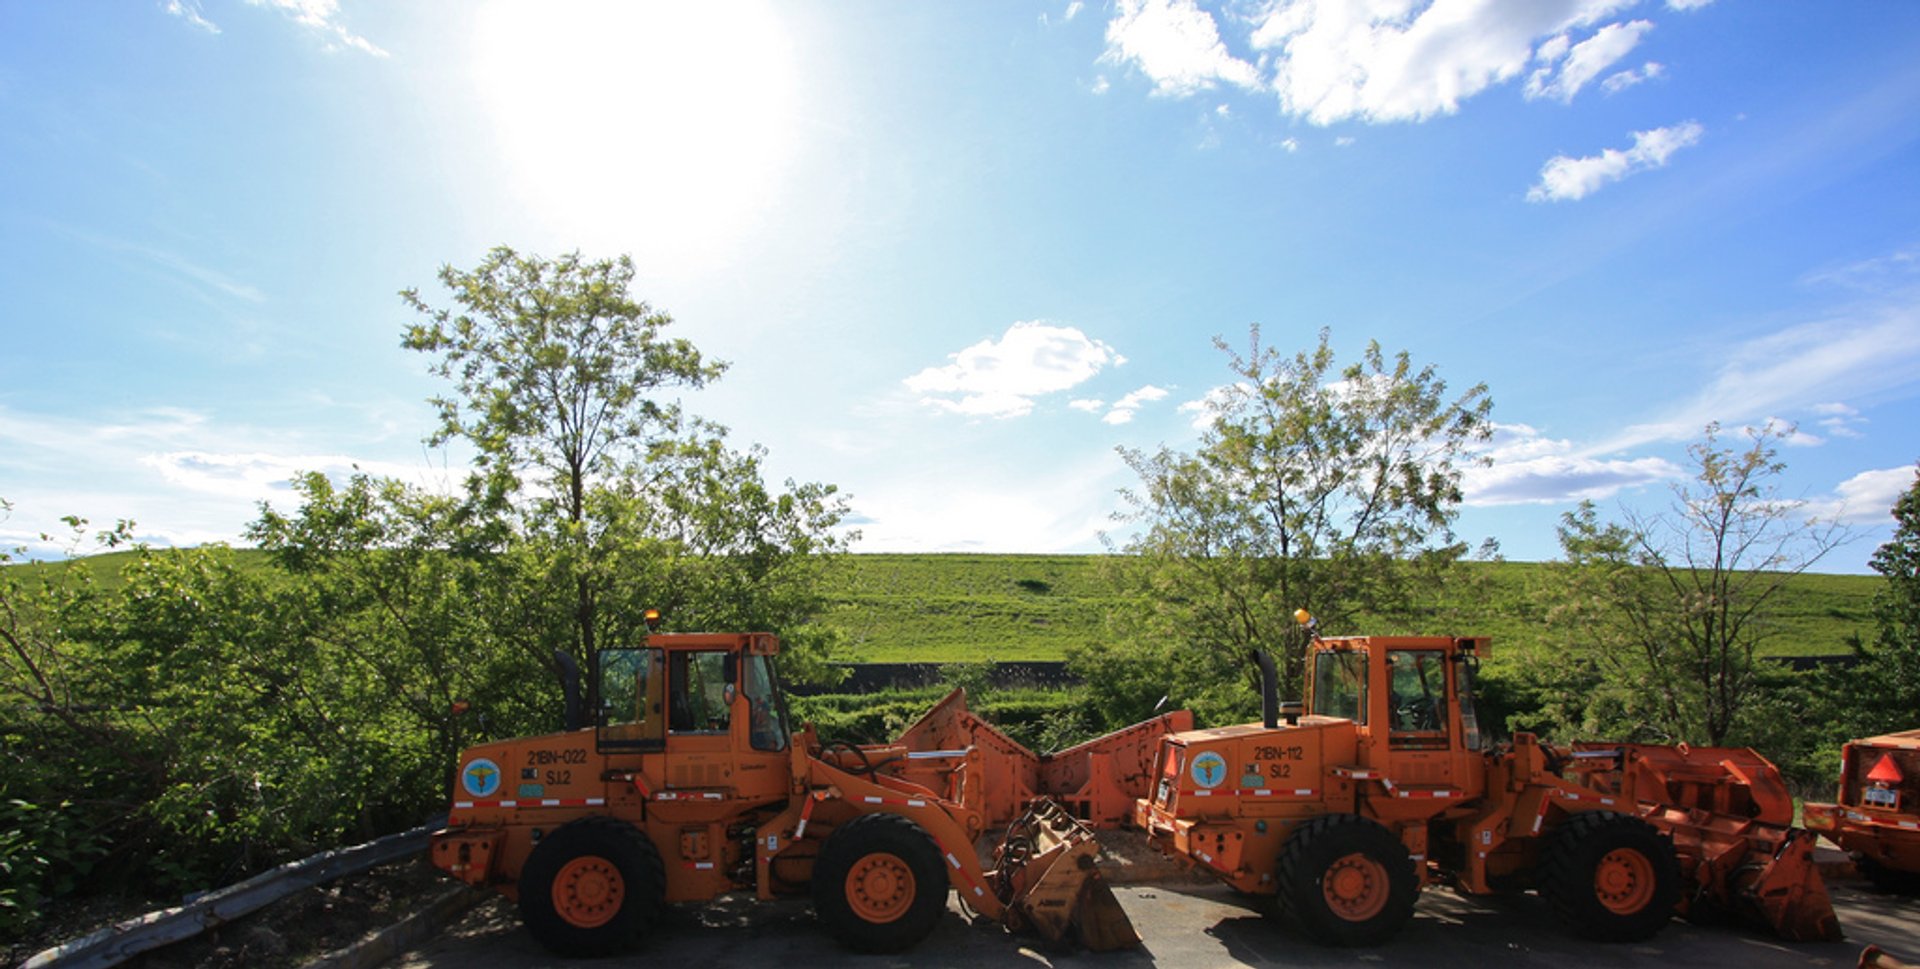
[1252, 649, 1280, 729]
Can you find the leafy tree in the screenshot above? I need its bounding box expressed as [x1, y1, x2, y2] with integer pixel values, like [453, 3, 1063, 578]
[1527, 422, 1847, 746]
[1078, 326, 1491, 726]
[402, 246, 726, 674]
[1845, 464, 1920, 737]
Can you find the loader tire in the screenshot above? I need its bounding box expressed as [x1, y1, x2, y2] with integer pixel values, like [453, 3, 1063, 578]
[1275, 815, 1418, 946]
[518, 816, 665, 957]
[812, 812, 948, 953]
[1855, 853, 1920, 894]
[1538, 811, 1679, 942]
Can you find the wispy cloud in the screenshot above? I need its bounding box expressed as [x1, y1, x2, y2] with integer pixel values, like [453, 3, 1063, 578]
[245, 0, 387, 56]
[849, 454, 1129, 554]
[51, 224, 266, 304]
[1525, 20, 1653, 103]
[1801, 245, 1920, 291]
[1464, 423, 1681, 506]
[1528, 120, 1704, 202]
[1596, 304, 1920, 453]
[905, 322, 1125, 419]
[164, 0, 221, 34]
[1811, 402, 1868, 440]
[1601, 61, 1665, 94]
[0, 404, 448, 555]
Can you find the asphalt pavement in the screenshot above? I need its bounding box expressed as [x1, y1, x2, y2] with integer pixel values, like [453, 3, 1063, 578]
[396, 876, 1919, 969]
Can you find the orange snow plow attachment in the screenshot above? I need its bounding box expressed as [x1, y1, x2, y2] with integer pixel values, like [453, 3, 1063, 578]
[990, 800, 1140, 951]
[894, 688, 1192, 829]
[1573, 743, 1842, 942]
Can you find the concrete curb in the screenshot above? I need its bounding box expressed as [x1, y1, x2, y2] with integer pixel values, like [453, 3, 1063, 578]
[301, 886, 485, 969]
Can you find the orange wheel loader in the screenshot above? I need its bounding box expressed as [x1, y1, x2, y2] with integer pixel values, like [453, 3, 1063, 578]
[429, 619, 1162, 956]
[1805, 729, 1920, 893]
[1133, 610, 1843, 947]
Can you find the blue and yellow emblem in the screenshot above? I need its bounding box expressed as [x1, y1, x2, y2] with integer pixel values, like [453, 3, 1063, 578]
[462, 758, 502, 798]
[1189, 750, 1228, 789]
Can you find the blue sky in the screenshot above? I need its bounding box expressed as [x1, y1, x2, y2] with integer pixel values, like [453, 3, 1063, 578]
[2, 1, 1918, 572]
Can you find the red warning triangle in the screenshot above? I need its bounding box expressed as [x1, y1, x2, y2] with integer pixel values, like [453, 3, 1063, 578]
[1867, 752, 1905, 785]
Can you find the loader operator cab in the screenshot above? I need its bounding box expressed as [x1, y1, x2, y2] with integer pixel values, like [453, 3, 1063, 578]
[594, 631, 792, 754]
[1304, 634, 1488, 754]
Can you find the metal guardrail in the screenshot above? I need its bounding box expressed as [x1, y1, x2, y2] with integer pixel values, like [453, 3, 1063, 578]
[24, 817, 448, 969]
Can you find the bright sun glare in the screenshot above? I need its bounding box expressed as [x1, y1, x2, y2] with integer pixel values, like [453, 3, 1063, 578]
[469, 1, 802, 274]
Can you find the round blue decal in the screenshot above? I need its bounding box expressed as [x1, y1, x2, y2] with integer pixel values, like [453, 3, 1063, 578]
[1189, 750, 1228, 789]
[462, 757, 502, 798]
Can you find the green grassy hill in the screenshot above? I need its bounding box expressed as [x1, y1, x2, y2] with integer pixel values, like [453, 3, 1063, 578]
[13, 550, 1880, 663]
[824, 555, 1880, 663]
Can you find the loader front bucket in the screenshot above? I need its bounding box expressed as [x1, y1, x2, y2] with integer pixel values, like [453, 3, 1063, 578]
[1737, 828, 1842, 942]
[1649, 804, 1843, 942]
[991, 799, 1140, 951]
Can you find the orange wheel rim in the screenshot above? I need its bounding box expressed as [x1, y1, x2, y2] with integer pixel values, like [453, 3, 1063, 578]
[1322, 852, 1389, 921]
[1594, 848, 1655, 915]
[554, 856, 625, 929]
[846, 852, 916, 923]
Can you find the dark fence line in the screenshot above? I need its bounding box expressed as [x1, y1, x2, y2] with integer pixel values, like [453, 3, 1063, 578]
[795, 654, 1861, 695]
[791, 661, 1077, 695]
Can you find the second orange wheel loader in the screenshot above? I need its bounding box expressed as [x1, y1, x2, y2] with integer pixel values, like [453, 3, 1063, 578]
[1134, 610, 1843, 946]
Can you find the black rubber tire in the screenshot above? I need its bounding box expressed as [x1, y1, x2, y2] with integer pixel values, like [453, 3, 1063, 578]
[518, 816, 666, 957]
[811, 812, 949, 953]
[1855, 853, 1920, 894]
[1274, 815, 1418, 946]
[1537, 811, 1680, 942]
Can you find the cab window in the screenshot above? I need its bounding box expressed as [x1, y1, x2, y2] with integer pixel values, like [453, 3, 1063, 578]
[742, 653, 789, 752]
[1387, 650, 1448, 747]
[597, 647, 664, 748]
[1310, 650, 1367, 724]
[669, 651, 732, 734]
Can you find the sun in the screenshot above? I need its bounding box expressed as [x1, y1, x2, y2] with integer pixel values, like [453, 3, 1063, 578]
[468, 1, 804, 274]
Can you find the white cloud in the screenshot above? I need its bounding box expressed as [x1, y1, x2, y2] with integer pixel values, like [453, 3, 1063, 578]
[905, 322, 1125, 419]
[245, 0, 387, 56]
[1804, 466, 1919, 526]
[1281, 137, 1301, 152]
[164, 0, 221, 34]
[1463, 423, 1681, 505]
[1528, 120, 1704, 202]
[1601, 61, 1665, 94]
[1069, 398, 1106, 413]
[1065, 1, 1085, 22]
[1525, 20, 1653, 103]
[1178, 384, 1241, 430]
[1667, 0, 1714, 9]
[1100, 385, 1172, 425]
[1101, 0, 1261, 98]
[1248, 0, 1638, 125]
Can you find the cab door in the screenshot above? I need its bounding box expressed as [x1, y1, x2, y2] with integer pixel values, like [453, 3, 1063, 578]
[1384, 649, 1456, 790]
